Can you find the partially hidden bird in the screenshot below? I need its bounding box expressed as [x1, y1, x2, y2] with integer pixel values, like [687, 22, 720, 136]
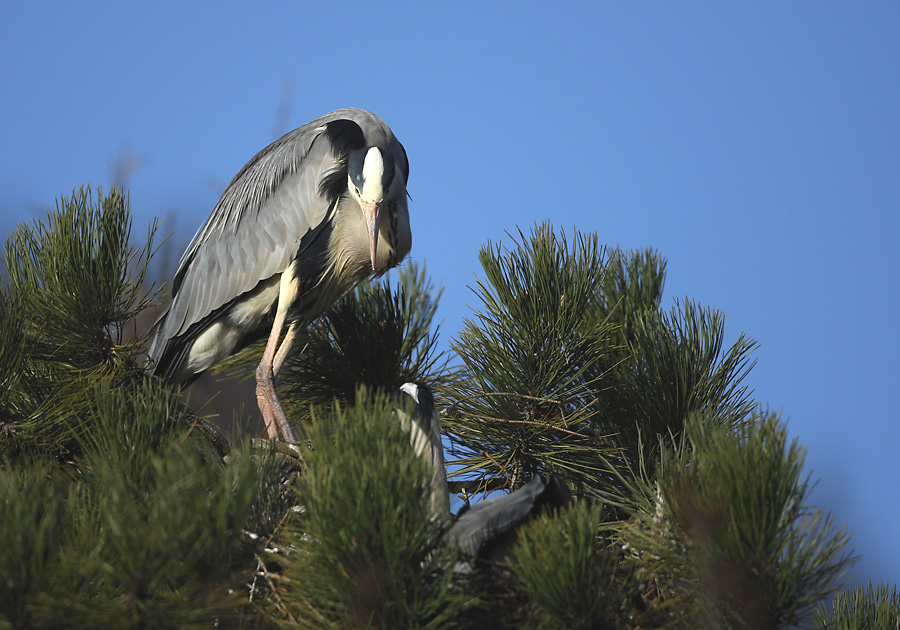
[147, 108, 411, 442]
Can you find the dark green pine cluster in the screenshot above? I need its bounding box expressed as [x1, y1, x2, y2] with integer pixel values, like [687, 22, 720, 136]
[0, 189, 289, 628]
[814, 582, 900, 629]
[440, 226, 858, 628]
[0, 189, 896, 629]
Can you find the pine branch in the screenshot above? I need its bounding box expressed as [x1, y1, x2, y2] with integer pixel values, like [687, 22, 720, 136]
[813, 581, 900, 629]
[514, 502, 640, 629]
[273, 390, 471, 628]
[612, 410, 856, 629]
[596, 299, 759, 478]
[4, 187, 158, 371]
[444, 224, 618, 496]
[281, 262, 446, 414]
[1, 187, 161, 456]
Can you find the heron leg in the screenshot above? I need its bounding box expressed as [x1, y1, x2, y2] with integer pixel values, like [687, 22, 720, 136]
[269, 321, 300, 442]
[256, 308, 290, 441]
[273, 321, 298, 377]
[256, 264, 301, 442]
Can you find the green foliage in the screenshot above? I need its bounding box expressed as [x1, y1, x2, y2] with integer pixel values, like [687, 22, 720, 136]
[279, 262, 445, 416]
[583, 246, 666, 355]
[1, 187, 159, 457]
[1, 191, 885, 629]
[814, 582, 900, 629]
[612, 412, 855, 629]
[444, 225, 617, 494]
[579, 246, 756, 479]
[634, 300, 756, 428]
[514, 502, 638, 629]
[3, 186, 156, 372]
[71, 378, 194, 476]
[442, 224, 756, 504]
[29, 444, 260, 629]
[0, 291, 32, 430]
[0, 382, 287, 629]
[441, 222, 859, 629]
[0, 192, 294, 628]
[275, 391, 470, 629]
[0, 463, 72, 630]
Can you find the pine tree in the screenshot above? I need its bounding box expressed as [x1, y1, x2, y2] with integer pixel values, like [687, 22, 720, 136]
[2, 190, 895, 629]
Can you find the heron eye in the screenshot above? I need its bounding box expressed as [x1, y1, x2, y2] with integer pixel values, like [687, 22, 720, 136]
[354, 186, 361, 197]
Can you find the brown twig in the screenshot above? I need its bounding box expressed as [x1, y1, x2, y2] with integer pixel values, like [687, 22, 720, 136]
[482, 449, 512, 490]
[251, 507, 298, 624]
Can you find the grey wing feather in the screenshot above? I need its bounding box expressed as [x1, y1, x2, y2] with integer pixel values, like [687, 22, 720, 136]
[450, 477, 549, 557]
[160, 127, 331, 343]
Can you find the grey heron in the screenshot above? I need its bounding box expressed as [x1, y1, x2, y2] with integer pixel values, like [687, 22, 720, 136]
[393, 383, 571, 564]
[394, 383, 451, 518]
[148, 108, 411, 442]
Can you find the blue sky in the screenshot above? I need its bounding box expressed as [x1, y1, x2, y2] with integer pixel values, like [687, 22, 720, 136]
[2, 2, 898, 589]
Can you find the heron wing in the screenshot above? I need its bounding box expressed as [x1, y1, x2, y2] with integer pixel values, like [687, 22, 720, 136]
[450, 477, 549, 557]
[162, 129, 329, 341]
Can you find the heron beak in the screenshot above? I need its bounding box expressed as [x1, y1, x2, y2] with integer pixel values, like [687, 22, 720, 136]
[364, 202, 381, 270]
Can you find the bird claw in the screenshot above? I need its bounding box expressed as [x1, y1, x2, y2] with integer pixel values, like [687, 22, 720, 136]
[256, 368, 296, 443]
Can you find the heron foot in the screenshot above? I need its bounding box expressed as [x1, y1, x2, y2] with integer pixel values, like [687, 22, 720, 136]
[256, 364, 296, 443]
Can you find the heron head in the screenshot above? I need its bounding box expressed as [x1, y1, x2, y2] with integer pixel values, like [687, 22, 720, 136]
[348, 147, 396, 269]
